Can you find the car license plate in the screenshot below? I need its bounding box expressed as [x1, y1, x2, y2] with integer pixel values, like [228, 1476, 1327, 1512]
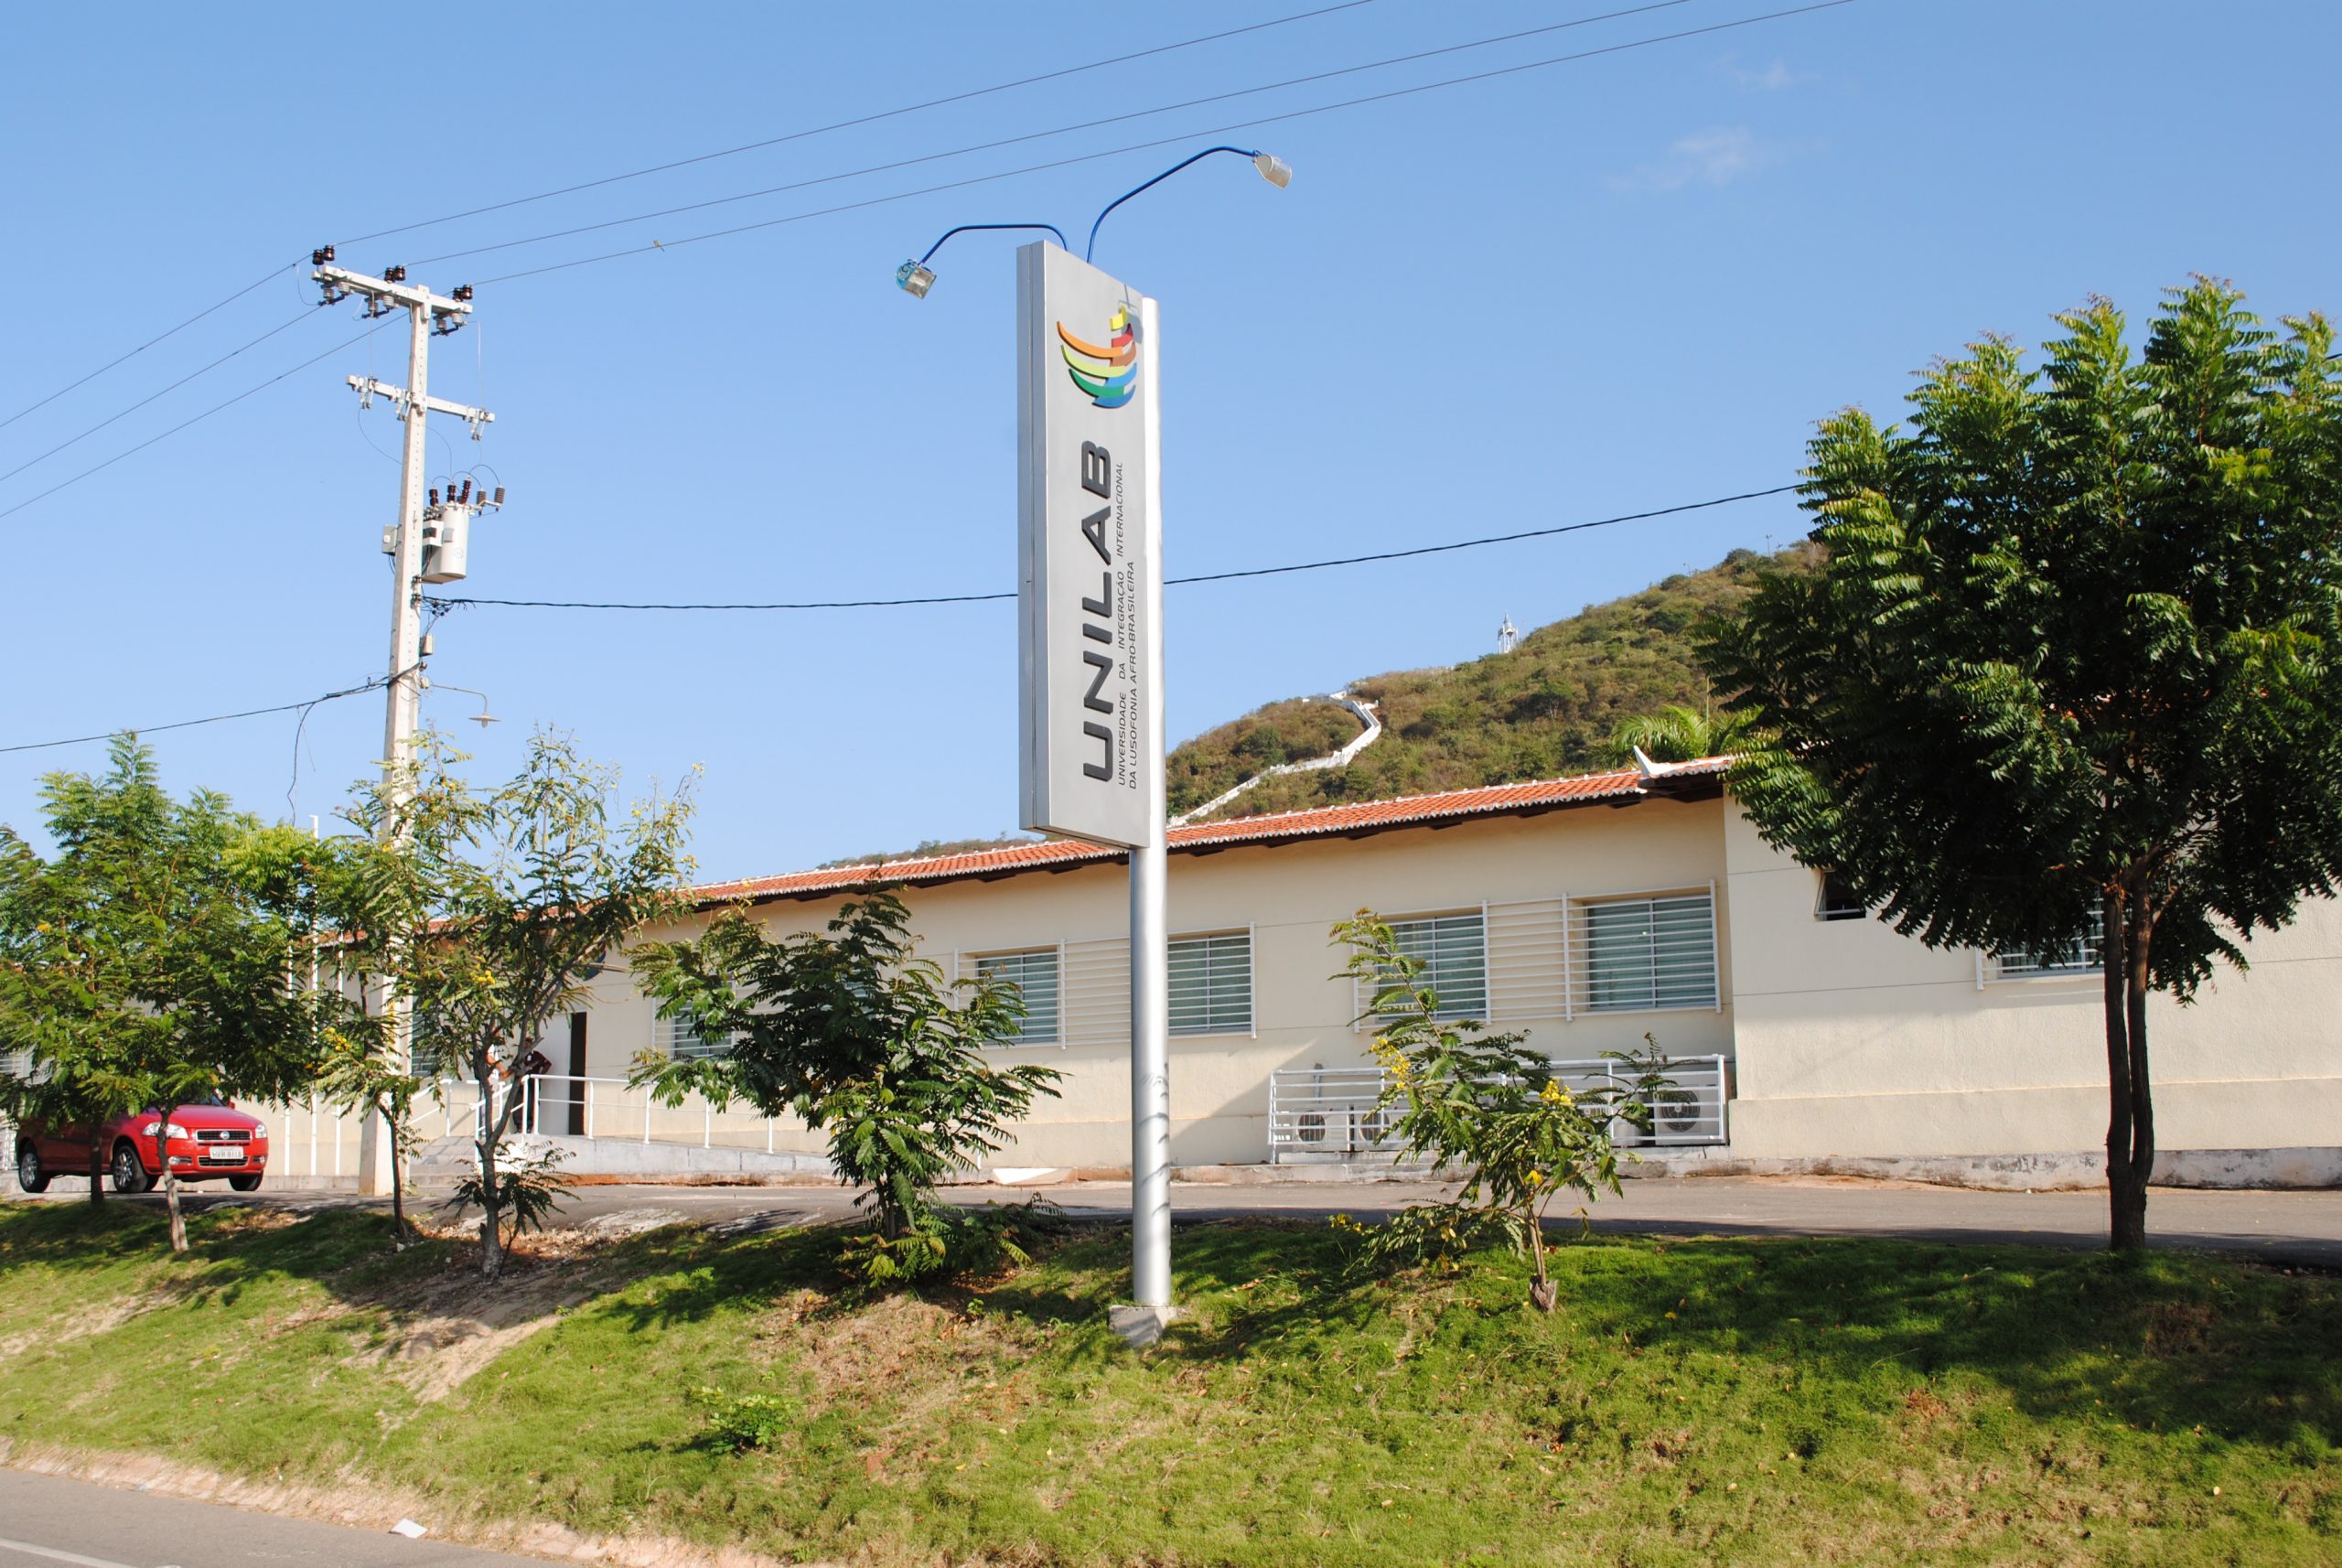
[202, 1149, 244, 1165]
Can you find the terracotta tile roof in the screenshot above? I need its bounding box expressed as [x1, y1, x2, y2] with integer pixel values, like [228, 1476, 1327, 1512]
[690, 757, 1731, 908]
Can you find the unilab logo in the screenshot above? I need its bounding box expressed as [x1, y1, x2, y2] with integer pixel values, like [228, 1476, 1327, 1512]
[1057, 305, 1137, 409]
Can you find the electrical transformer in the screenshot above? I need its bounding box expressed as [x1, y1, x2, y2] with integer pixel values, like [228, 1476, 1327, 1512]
[419, 502, 471, 584]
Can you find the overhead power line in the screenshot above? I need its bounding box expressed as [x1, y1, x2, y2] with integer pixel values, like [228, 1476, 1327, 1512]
[0, 310, 318, 485]
[469, 0, 1861, 286]
[1, 3, 1377, 446]
[425, 484, 1801, 612]
[409, 0, 1701, 273]
[0, 324, 385, 522]
[14, 486, 1799, 753]
[342, 0, 1383, 249]
[0, 671, 395, 757]
[0, 1, 1854, 521]
[0, 262, 297, 434]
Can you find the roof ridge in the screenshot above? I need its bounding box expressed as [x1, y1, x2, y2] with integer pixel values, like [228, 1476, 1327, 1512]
[691, 757, 1730, 905]
[1167, 765, 1647, 838]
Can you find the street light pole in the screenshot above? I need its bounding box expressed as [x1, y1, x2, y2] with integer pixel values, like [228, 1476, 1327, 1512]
[1128, 290, 1172, 1311]
[897, 146, 1288, 1329]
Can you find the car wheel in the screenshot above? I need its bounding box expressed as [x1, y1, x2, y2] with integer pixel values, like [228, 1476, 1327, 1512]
[228, 1174, 262, 1193]
[110, 1142, 152, 1194]
[14, 1143, 47, 1194]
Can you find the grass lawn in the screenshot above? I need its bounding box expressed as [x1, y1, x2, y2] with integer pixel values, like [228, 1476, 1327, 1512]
[0, 1199, 2336, 1567]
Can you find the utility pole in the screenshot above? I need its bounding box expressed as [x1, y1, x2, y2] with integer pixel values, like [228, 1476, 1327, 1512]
[311, 250, 494, 1196]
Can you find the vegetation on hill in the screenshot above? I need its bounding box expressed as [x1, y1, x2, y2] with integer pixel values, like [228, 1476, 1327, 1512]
[1166, 544, 1819, 820]
[818, 833, 1041, 870]
[1, 1202, 2335, 1567]
[821, 544, 1810, 861]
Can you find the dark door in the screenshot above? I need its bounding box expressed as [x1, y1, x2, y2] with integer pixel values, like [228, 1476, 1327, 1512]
[565, 1012, 587, 1137]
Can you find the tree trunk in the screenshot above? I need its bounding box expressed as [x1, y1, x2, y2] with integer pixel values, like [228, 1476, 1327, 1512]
[386, 1098, 408, 1247]
[477, 1049, 504, 1282]
[2100, 892, 2143, 1251]
[1525, 1204, 1556, 1312]
[86, 1127, 105, 1206]
[2117, 897, 2157, 1251]
[161, 1102, 187, 1252]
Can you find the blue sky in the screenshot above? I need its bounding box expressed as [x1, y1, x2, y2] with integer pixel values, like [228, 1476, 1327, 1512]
[4, 0, 2336, 879]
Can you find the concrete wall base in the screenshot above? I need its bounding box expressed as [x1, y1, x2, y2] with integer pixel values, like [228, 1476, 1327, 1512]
[523, 1135, 835, 1182]
[1620, 1145, 2342, 1191]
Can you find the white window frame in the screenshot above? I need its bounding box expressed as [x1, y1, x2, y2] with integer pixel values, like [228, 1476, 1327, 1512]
[1357, 909, 1489, 1028]
[972, 946, 1064, 1047]
[1982, 903, 2107, 984]
[1814, 868, 1865, 922]
[655, 1009, 734, 1062]
[1169, 928, 1255, 1038]
[1567, 884, 1721, 1015]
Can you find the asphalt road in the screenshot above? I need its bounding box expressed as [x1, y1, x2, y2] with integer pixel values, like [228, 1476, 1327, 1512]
[15, 1172, 2341, 1267]
[0, 1470, 545, 1568]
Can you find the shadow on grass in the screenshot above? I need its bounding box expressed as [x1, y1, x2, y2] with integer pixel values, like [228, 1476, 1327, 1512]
[8, 1197, 2336, 1458]
[1144, 1221, 2342, 1451]
[2, 1199, 524, 1329]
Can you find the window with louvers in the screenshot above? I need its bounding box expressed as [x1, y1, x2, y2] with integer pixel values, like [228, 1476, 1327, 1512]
[1994, 904, 2106, 978]
[976, 949, 1061, 1046]
[1381, 913, 1488, 1022]
[658, 1010, 734, 1061]
[1574, 892, 1718, 1013]
[1169, 932, 1252, 1036]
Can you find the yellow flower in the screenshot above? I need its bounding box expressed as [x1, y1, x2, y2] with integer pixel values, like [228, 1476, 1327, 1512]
[1529, 1170, 1545, 1187]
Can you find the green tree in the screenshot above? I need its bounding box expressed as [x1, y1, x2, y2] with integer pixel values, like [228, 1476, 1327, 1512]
[0, 739, 326, 1250]
[1703, 280, 2342, 1251]
[341, 732, 693, 1279]
[631, 891, 1061, 1271]
[1331, 912, 1662, 1310]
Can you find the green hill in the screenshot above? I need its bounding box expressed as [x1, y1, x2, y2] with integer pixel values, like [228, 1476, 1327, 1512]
[1166, 543, 1818, 821]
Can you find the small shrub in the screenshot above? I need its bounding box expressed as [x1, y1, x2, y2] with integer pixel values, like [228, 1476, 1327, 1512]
[1330, 913, 1670, 1310]
[691, 1384, 797, 1451]
[445, 1141, 574, 1249]
[836, 1198, 1067, 1289]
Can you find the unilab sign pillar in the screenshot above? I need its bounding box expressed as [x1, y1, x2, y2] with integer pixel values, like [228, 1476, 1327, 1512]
[1016, 242, 1173, 1312]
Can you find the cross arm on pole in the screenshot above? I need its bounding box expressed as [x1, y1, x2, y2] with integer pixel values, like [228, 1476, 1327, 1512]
[347, 375, 494, 436]
[312, 263, 474, 328]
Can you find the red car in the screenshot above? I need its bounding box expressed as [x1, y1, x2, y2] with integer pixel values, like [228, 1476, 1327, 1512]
[13, 1094, 269, 1194]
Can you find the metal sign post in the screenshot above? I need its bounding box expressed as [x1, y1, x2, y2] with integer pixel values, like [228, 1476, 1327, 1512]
[1015, 242, 1171, 1316]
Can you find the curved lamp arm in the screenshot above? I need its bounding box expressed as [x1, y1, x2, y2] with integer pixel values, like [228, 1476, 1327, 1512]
[896, 223, 1070, 296]
[1086, 146, 1291, 262]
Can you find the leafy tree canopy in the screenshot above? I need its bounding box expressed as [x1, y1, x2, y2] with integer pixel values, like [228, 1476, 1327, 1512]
[340, 731, 694, 1276]
[1703, 279, 2342, 1246]
[0, 738, 329, 1228]
[631, 891, 1061, 1253]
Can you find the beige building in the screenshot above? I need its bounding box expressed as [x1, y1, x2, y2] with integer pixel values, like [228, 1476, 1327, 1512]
[459, 757, 2337, 1187]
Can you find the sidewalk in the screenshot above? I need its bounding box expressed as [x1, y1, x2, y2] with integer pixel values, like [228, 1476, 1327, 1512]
[14, 1172, 2338, 1268]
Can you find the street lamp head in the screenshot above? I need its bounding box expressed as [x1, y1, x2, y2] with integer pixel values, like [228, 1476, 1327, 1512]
[896, 259, 937, 298]
[1252, 151, 1293, 188]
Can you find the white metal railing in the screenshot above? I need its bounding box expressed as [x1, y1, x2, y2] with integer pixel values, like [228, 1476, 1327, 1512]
[502, 1072, 794, 1153]
[1267, 1053, 1731, 1161]
[1267, 1066, 1397, 1160]
[1546, 1054, 1731, 1146]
